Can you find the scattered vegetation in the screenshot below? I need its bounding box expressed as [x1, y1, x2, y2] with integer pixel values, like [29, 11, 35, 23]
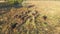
[8, 0, 23, 5]
[0, 0, 60, 34]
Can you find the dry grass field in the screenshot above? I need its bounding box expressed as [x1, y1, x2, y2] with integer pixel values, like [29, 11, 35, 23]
[0, 1, 60, 34]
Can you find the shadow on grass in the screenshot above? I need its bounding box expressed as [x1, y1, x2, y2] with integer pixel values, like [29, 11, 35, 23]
[0, 2, 23, 15]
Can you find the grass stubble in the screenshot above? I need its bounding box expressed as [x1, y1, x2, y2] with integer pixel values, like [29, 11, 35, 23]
[0, 2, 60, 34]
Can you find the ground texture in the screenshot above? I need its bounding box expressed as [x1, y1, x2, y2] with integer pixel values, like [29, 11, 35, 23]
[0, 1, 60, 34]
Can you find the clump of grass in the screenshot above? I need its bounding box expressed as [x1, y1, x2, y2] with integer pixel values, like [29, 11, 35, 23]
[8, 0, 23, 5]
[0, 4, 59, 34]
